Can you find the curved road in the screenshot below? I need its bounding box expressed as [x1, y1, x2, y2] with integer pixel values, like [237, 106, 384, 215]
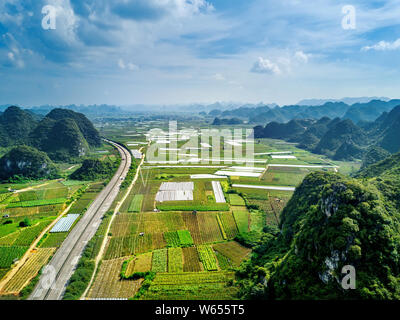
[29, 140, 132, 300]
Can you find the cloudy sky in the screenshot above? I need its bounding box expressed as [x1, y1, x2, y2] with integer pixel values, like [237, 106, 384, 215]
[1, 0, 400, 106]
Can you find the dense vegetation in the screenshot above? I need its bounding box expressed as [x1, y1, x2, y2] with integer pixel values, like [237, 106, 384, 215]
[0, 106, 101, 162]
[0, 145, 59, 181]
[254, 105, 400, 162]
[212, 117, 243, 125]
[70, 158, 119, 181]
[237, 153, 400, 300]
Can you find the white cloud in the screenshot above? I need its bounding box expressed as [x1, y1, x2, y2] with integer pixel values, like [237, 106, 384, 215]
[294, 51, 309, 63]
[118, 58, 126, 69]
[362, 39, 400, 51]
[213, 73, 225, 81]
[127, 62, 139, 71]
[251, 57, 281, 75]
[118, 59, 138, 71]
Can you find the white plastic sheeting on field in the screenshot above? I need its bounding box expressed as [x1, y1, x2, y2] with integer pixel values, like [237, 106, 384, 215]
[131, 150, 143, 159]
[271, 155, 297, 159]
[228, 166, 265, 172]
[212, 181, 226, 203]
[232, 184, 296, 191]
[159, 182, 194, 191]
[50, 214, 80, 233]
[214, 170, 262, 178]
[156, 182, 194, 202]
[191, 174, 228, 179]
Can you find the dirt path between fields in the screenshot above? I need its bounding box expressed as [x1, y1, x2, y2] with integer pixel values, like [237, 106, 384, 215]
[81, 146, 147, 300]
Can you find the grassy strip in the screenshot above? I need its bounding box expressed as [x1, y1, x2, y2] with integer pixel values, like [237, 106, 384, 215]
[128, 195, 143, 213]
[6, 198, 67, 208]
[216, 214, 227, 240]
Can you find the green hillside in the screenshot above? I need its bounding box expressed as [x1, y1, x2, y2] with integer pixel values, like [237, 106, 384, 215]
[0, 145, 59, 181]
[237, 156, 400, 300]
[0, 106, 101, 162]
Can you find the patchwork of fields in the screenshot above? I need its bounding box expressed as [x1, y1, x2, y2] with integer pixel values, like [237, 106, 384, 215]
[0, 180, 106, 297]
[0, 120, 362, 300]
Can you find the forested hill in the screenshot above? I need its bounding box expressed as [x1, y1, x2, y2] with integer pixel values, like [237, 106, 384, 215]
[237, 153, 400, 300]
[0, 106, 101, 161]
[254, 105, 400, 163]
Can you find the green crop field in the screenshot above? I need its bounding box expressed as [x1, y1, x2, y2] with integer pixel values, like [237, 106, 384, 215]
[232, 207, 250, 234]
[0, 246, 28, 268]
[228, 194, 246, 206]
[152, 249, 168, 273]
[140, 272, 238, 300]
[6, 198, 67, 209]
[197, 245, 218, 271]
[177, 230, 194, 247]
[168, 247, 183, 273]
[128, 195, 144, 213]
[164, 231, 180, 247]
[40, 233, 68, 248]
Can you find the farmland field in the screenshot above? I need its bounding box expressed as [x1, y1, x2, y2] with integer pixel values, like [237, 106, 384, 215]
[197, 245, 218, 271]
[168, 247, 183, 273]
[88, 258, 142, 299]
[228, 194, 246, 206]
[1, 248, 55, 294]
[182, 247, 202, 272]
[151, 249, 168, 273]
[78, 122, 364, 301]
[0, 246, 28, 269]
[128, 195, 144, 213]
[140, 272, 238, 300]
[232, 207, 250, 234]
[130, 252, 153, 274]
[213, 242, 251, 267]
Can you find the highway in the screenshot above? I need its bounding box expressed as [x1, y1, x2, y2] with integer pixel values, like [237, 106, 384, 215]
[29, 140, 132, 300]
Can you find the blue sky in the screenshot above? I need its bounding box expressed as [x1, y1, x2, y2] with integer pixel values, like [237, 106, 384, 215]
[1, 0, 400, 106]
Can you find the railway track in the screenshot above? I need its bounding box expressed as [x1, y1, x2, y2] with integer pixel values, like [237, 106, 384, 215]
[29, 140, 132, 300]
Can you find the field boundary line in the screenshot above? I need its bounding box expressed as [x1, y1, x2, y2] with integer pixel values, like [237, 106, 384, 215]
[13, 180, 57, 194]
[81, 146, 147, 300]
[0, 201, 74, 293]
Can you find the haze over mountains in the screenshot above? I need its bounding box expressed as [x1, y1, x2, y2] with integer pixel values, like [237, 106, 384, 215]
[213, 99, 400, 124]
[0, 97, 392, 121]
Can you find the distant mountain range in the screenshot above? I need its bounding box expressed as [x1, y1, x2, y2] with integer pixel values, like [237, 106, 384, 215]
[214, 99, 400, 125]
[254, 104, 400, 162]
[296, 97, 391, 106]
